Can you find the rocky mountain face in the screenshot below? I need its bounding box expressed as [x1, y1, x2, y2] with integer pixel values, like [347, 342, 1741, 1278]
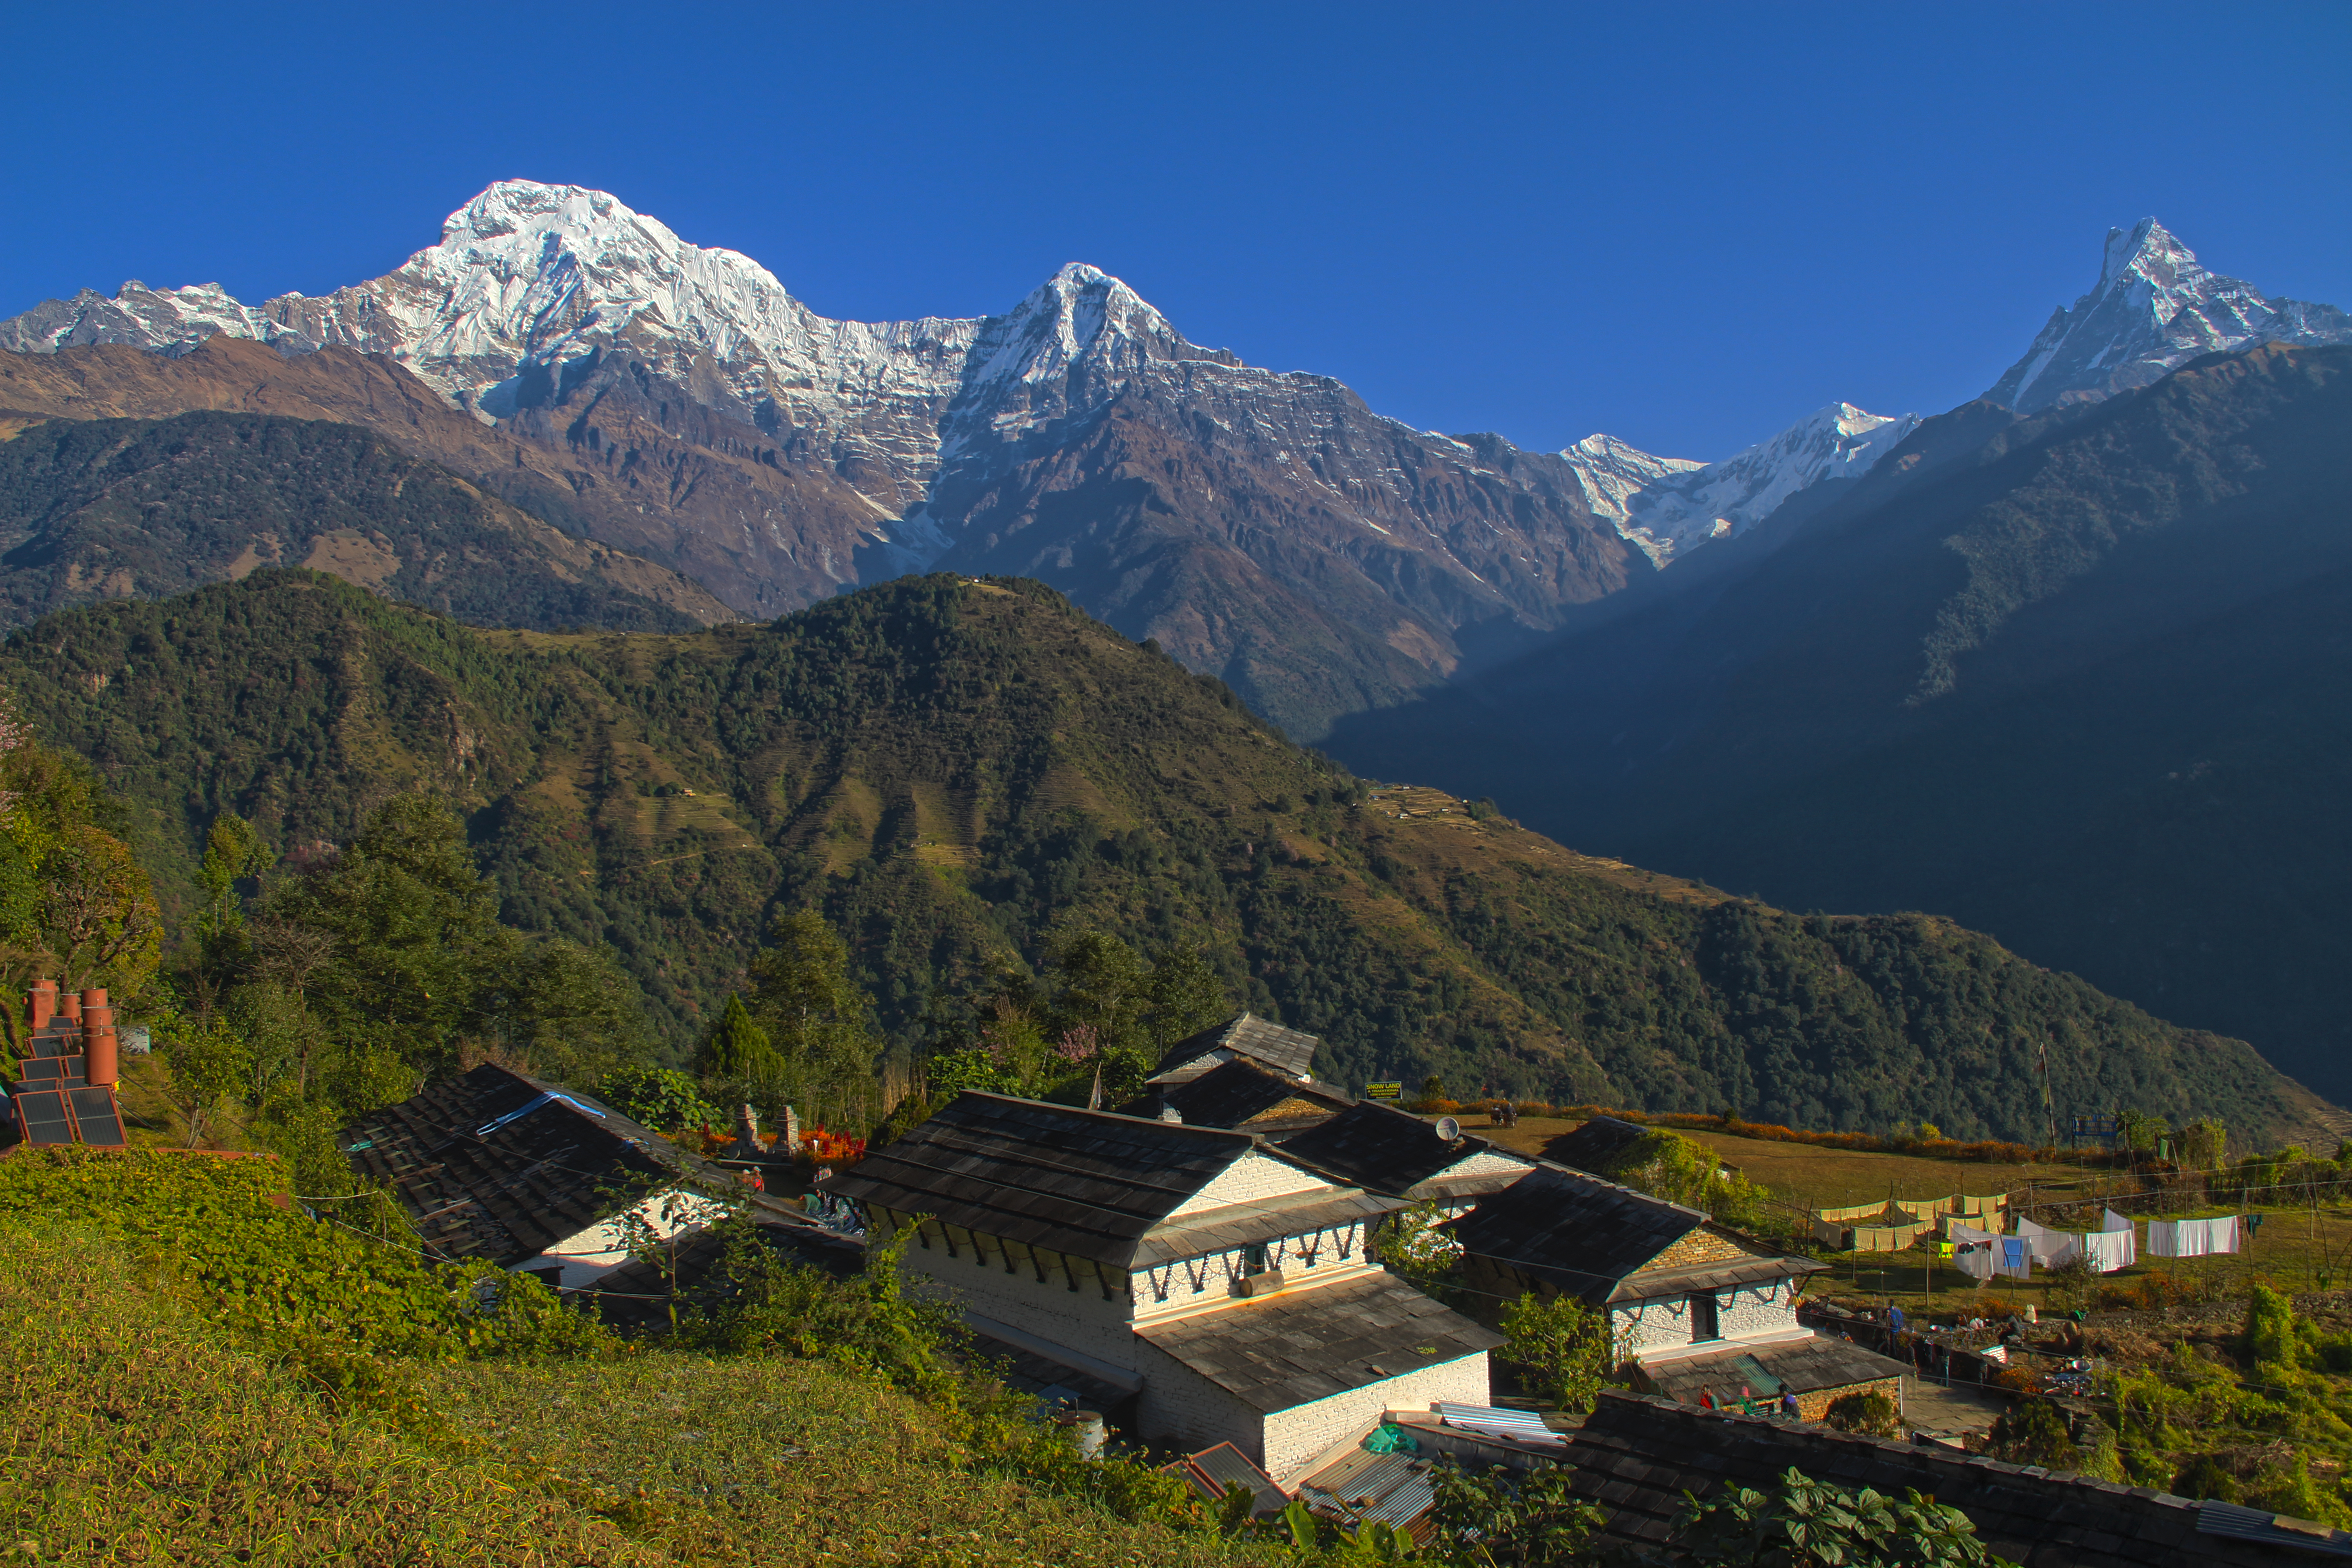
[1329, 342, 2352, 1110]
[1558, 405, 1921, 565]
[0, 182, 1650, 736]
[1987, 219, 2352, 414]
[0, 410, 733, 633]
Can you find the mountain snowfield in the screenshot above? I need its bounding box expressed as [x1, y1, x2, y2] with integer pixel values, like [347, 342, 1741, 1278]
[4, 186, 2344, 587]
[1557, 405, 1922, 565]
[1986, 218, 2352, 415]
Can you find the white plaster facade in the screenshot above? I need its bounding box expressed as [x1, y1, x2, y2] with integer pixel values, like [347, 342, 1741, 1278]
[1618, 1275, 1802, 1362]
[518, 1189, 730, 1289]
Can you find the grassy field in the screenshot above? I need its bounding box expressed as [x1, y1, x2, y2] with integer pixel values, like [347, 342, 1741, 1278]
[1479, 1116, 2070, 1209]
[0, 1151, 1282, 1568]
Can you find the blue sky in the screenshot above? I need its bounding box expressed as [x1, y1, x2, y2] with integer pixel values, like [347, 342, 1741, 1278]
[8, 0, 2347, 460]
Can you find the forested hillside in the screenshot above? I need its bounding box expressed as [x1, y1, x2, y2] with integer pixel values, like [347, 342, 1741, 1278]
[1330, 344, 2352, 1109]
[0, 410, 734, 632]
[4, 568, 2334, 1145]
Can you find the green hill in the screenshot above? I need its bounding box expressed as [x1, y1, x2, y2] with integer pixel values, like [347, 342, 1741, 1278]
[4, 568, 2334, 1145]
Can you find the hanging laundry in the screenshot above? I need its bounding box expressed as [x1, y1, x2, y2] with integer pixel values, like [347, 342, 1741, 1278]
[1998, 1236, 2034, 1279]
[1951, 1220, 1999, 1281]
[2146, 1215, 2241, 1257]
[2016, 1218, 2081, 1268]
[2093, 1208, 2137, 1270]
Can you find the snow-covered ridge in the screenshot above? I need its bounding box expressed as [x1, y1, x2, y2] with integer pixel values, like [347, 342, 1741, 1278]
[1560, 404, 1920, 566]
[1987, 218, 2352, 414]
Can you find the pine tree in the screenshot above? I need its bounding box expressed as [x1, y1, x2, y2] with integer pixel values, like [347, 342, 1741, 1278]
[700, 992, 778, 1080]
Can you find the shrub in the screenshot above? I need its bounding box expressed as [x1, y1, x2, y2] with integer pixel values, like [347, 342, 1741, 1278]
[1822, 1390, 1903, 1439]
[1674, 1465, 2014, 1566]
[1498, 1292, 1618, 1413]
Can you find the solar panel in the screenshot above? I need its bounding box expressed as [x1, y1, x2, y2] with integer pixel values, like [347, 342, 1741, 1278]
[67, 1088, 126, 1147]
[13, 1087, 74, 1145]
[22, 1056, 84, 1084]
[30, 1028, 78, 1059]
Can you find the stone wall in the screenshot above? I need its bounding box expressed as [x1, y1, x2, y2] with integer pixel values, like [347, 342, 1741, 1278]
[1259, 1353, 1492, 1482]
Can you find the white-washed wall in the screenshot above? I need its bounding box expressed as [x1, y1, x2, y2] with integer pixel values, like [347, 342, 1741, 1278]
[1132, 1335, 1273, 1456]
[1129, 1220, 1383, 1327]
[1259, 1354, 1492, 1482]
[1616, 1277, 1800, 1355]
[1167, 1151, 1332, 1216]
[878, 1212, 1141, 1368]
[522, 1190, 729, 1289]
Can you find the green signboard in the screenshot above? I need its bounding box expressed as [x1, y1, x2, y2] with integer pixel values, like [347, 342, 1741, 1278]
[1365, 1082, 1403, 1102]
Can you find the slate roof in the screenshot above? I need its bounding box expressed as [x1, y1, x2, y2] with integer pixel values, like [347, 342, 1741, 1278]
[823, 1092, 1392, 1268]
[1152, 1013, 1320, 1083]
[341, 1063, 717, 1266]
[1608, 1254, 1827, 1306]
[1445, 1162, 1710, 1303]
[1279, 1101, 1533, 1202]
[1118, 1057, 1353, 1134]
[1543, 1115, 1651, 1176]
[1560, 1391, 2338, 1566]
[1137, 1270, 1503, 1413]
[1633, 1334, 1912, 1404]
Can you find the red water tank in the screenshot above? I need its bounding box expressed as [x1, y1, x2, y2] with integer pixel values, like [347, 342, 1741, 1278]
[27, 977, 55, 1031]
[81, 989, 116, 1087]
[60, 990, 81, 1023]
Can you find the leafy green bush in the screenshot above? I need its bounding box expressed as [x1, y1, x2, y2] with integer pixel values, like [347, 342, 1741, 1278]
[1821, 1390, 1902, 1440]
[1675, 1465, 2015, 1567]
[1497, 1291, 1618, 1413]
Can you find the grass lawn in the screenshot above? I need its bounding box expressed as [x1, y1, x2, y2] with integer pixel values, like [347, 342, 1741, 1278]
[0, 1219, 1277, 1568]
[1478, 1116, 2068, 1211]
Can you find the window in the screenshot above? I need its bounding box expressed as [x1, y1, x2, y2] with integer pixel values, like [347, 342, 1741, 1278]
[1244, 1242, 1269, 1272]
[1689, 1290, 1720, 1343]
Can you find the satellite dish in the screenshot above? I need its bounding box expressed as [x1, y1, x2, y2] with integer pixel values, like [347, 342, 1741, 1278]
[1434, 1116, 1461, 1141]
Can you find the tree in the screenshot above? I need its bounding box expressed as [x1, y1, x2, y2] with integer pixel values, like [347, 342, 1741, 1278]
[1376, 1199, 1464, 1300]
[700, 992, 779, 1080]
[156, 1010, 253, 1148]
[1498, 1291, 1618, 1413]
[748, 910, 883, 1124]
[39, 824, 162, 992]
[196, 812, 272, 940]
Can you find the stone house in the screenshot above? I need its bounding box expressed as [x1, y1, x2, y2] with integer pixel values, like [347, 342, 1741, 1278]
[822, 1091, 1502, 1481]
[1278, 1100, 1535, 1215]
[1447, 1161, 1908, 1419]
[341, 1063, 737, 1289]
[1122, 1056, 1356, 1138]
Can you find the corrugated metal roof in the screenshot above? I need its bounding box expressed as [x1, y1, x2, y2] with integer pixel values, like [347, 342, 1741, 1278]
[1434, 1402, 1567, 1448]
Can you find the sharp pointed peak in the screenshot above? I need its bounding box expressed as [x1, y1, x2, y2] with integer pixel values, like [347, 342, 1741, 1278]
[2101, 216, 2198, 288]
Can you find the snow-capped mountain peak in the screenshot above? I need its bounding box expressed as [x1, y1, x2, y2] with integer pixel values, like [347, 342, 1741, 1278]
[1988, 218, 2352, 414]
[1561, 403, 1919, 566]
